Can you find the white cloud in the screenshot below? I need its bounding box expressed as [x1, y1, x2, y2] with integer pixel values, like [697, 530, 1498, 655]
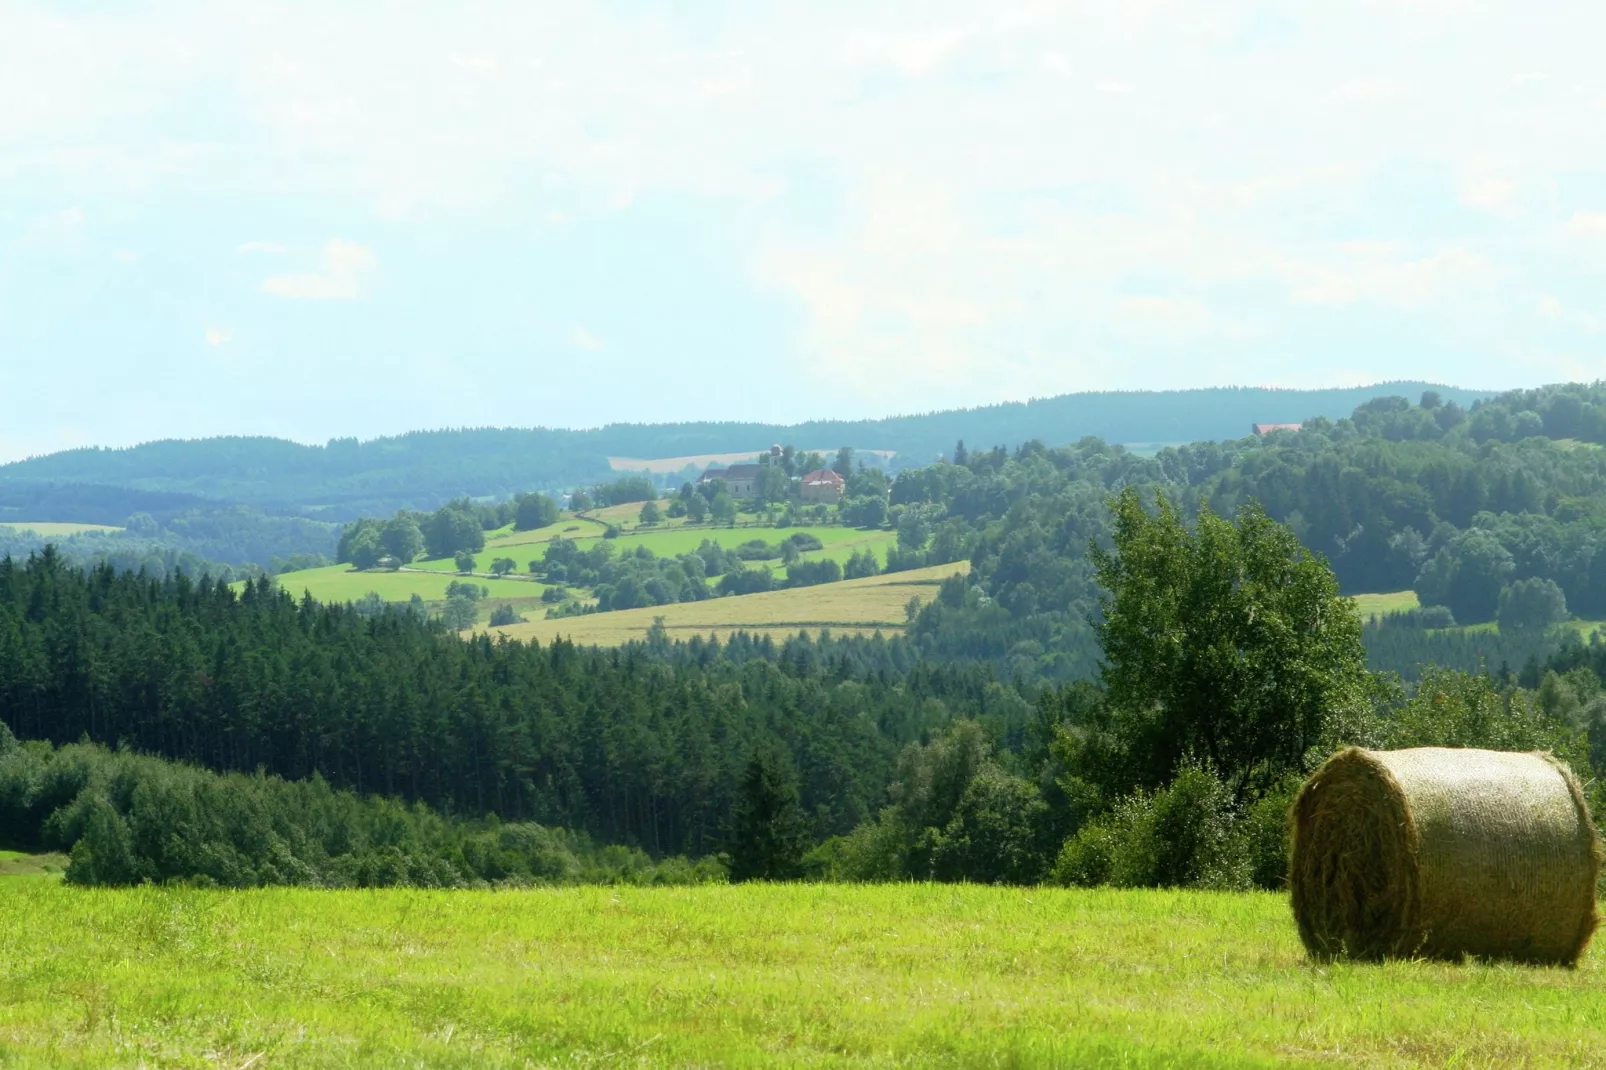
[569, 324, 604, 351]
[1330, 78, 1400, 102]
[843, 27, 971, 77]
[2, 0, 1606, 421]
[1288, 246, 1495, 308]
[261, 240, 375, 300]
[1565, 212, 1606, 240]
[449, 53, 500, 75]
[205, 327, 232, 347]
[1462, 177, 1518, 213]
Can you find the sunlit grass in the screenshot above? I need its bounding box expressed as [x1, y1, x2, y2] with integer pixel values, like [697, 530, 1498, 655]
[1, 879, 1605, 1066]
[1350, 590, 1419, 620]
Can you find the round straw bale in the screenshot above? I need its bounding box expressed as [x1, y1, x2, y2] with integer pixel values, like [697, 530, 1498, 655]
[1290, 746, 1601, 965]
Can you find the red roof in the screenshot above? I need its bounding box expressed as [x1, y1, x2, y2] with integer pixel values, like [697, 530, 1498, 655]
[801, 468, 844, 485]
[1252, 423, 1303, 435]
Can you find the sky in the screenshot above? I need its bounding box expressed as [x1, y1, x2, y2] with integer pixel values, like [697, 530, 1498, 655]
[2, 0, 1604, 462]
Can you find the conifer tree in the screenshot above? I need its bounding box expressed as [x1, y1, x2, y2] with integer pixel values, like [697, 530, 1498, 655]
[727, 752, 810, 882]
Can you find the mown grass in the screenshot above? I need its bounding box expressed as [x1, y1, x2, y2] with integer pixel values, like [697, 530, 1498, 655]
[490, 562, 964, 645]
[2, 880, 1605, 1067]
[0, 521, 122, 537]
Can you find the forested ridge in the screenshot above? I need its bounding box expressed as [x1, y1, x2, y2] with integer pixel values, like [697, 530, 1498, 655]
[0, 382, 1481, 519]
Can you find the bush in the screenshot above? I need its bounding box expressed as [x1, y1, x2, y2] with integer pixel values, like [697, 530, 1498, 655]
[2, 739, 720, 889]
[513, 494, 560, 532]
[786, 532, 824, 552]
[734, 540, 781, 561]
[1053, 762, 1247, 890]
[1498, 578, 1569, 633]
[489, 604, 527, 627]
[717, 566, 775, 596]
[593, 477, 656, 507]
[843, 549, 880, 580]
[785, 559, 842, 588]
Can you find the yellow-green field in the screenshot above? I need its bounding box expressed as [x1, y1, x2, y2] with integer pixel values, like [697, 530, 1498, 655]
[1, 879, 1604, 1066]
[1350, 590, 1420, 620]
[261, 564, 550, 610]
[0, 850, 66, 879]
[0, 521, 122, 537]
[491, 562, 966, 645]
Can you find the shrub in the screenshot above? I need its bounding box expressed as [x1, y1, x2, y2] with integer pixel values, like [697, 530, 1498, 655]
[488, 604, 527, 627]
[734, 540, 781, 561]
[785, 559, 842, 588]
[843, 549, 880, 580]
[1053, 761, 1247, 890]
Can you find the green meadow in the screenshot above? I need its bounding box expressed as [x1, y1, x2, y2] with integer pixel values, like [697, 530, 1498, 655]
[392, 523, 898, 579]
[2, 878, 1604, 1067]
[1350, 589, 1420, 620]
[263, 564, 550, 609]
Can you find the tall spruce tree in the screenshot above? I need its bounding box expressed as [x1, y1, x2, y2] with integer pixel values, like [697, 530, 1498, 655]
[727, 752, 811, 882]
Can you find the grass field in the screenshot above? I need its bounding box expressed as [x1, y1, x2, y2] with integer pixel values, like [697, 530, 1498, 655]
[0, 521, 122, 537]
[412, 523, 899, 578]
[1, 879, 1605, 1066]
[407, 518, 610, 574]
[491, 562, 965, 645]
[0, 850, 66, 879]
[1350, 590, 1420, 620]
[263, 564, 550, 609]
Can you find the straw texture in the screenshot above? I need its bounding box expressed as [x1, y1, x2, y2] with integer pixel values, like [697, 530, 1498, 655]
[1290, 746, 1601, 965]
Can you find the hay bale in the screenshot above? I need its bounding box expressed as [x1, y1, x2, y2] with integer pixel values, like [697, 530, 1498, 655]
[1290, 747, 1601, 965]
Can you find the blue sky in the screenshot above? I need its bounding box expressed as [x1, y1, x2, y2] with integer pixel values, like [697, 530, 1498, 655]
[2, 0, 1604, 462]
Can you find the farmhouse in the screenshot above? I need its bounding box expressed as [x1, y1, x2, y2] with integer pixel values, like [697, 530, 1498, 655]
[700, 463, 763, 498]
[799, 468, 845, 503]
[1252, 423, 1303, 436]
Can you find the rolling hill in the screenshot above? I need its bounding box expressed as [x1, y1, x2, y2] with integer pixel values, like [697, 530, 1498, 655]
[0, 382, 1490, 520]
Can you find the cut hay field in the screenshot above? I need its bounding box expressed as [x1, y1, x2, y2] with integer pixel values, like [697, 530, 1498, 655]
[0, 521, 122, 537]
[1351, 589, 1419, 619]
[490, 562, 965, 645]
[2, 880, 1606, 1067]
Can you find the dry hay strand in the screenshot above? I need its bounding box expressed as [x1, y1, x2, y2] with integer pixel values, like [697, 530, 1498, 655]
[1290, 746, 1601, 965]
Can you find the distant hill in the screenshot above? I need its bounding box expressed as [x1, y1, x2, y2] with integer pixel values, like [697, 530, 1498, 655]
[0, 382, 1490, 519]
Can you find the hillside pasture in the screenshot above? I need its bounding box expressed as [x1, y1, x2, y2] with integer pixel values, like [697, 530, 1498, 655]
[259, 564, 548, 607]
[491, 562, 965, 645]
[408, 516, 609, 573]
[419, 524, 900, 578]
[0, 521, 123, 537]
[0, 880, 1603, 1066]
[1351, 589, 1420, 620]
